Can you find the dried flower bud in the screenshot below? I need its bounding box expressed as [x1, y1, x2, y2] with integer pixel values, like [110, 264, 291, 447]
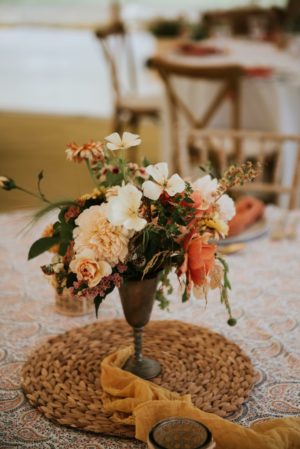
[0, 176, 16, 191]
[215, 161, 261, 196]
[227, 317, 237, 326]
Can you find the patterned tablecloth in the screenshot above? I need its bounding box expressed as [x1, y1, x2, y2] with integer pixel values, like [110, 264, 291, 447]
[0, 208, 299, 449]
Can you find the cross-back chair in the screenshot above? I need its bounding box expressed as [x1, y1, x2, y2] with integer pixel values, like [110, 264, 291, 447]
[148, 56, 244, 174]
[189, 128, 300, 209]
[95, 21, 160, 136]
[202, 6, 282, 36]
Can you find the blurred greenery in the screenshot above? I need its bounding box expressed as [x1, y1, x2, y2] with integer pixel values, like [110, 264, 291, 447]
[149, 18, 183, 37]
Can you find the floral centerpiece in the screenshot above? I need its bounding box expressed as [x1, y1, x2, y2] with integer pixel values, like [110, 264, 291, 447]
[1, 131, 259, 377]
[0, 131, 259, 322]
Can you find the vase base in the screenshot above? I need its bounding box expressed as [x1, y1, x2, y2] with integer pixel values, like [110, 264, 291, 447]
[123, 356, 161, 380]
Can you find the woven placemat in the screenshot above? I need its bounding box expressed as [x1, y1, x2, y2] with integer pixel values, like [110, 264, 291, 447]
[22, 320, 255, 438]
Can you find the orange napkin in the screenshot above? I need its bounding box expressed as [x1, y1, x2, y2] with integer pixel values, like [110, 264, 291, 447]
[228, 196, 265, 237]
[101, 347, 191, 425]
[100, 347, 300, 448]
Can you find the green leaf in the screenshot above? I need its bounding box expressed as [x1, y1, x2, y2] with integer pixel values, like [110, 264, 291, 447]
[182, 286, 189, 302]
[142, 156, 151, 167]
[66, 272, 77, 288]
[59, 241, 69, 256]
[33, 200, 77, 222]
[28, 236, 59, 260]
[53, 221, 61, 233]
[183, 197, 194, 203]
[94, 295, 103, 318]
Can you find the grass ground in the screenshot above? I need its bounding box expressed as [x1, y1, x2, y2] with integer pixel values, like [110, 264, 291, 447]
[0, 112, 160, 211]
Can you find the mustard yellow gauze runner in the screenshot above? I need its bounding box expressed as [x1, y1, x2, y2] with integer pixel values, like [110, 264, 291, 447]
[101, 347, 300, 449]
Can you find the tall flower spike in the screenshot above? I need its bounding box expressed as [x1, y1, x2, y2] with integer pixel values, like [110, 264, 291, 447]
[142, 162, 185, 200]
[105, 132, 141, 151]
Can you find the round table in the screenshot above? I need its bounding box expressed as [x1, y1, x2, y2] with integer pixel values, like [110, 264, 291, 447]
[0, 207, 299, 448]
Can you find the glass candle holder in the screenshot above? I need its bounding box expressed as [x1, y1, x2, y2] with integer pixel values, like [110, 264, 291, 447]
[148, 417, 216, 449]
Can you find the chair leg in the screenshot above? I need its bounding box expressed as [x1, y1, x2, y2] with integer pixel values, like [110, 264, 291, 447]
[129, 113, 140, 135]
[126, 114, 140, 163]
[112, 110, 124, 134]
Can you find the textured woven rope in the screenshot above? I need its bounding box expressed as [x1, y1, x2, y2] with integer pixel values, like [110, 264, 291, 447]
[22, 320, 255, 438]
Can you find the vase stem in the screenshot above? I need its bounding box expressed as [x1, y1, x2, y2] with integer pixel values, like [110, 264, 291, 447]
[119, 277, 162, 379]
[133, 327, 143, 363]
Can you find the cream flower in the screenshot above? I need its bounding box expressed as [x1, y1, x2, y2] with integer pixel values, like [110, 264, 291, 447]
[142, 162, 185, 200]
[216, 194, 236, 222]
[193, 175, 218, 203]
[73, 204, 129, 266]
[105, 132, 141, 151]
[70, 249, 112, 288]
[106, 184, 147, 231]
[105, 185, 121, 199]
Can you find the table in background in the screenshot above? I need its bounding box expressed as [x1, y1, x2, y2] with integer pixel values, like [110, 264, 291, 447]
[0, 208, 299, 448]
[160, 37, 300, 174]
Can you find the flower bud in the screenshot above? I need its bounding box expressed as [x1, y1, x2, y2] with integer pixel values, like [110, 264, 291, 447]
[0, 176, 16, 191]
[227, 317, 237, 326]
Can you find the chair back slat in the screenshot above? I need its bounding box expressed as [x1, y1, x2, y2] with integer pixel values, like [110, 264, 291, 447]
[273, 141, 283, 185]
[95, 21, 138, 108]
[289, 143, 300, 209]
[149, 57, 243, 174]
[161, 71, 197, 127]
[190, 129, 300, 209]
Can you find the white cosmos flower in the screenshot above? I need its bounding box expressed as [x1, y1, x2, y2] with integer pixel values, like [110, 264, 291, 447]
[142, 162, 185, 200]
[192, 175, 218, 202]
[106, 184, 147, 231]
[105, 132, 141, 151]
[216, 194, 236, 222]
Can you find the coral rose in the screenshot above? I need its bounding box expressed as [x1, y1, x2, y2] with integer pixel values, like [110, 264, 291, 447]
[184, 233, 216, 286]
[70, 249, 112, 288]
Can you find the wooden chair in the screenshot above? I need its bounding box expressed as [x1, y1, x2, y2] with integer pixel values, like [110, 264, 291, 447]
[285, 0, 300, 27]
[95, 21, 160, 136]
[148, 56, 244, 173]
[189, 129, 300, 209]
[202, 6, 282, 36]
